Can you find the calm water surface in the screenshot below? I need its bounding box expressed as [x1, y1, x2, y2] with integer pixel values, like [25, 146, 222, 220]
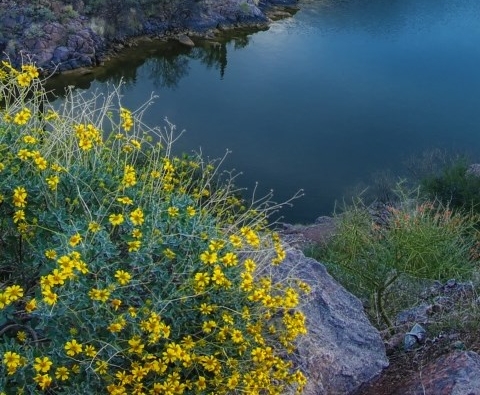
[50, 0, 480, 223]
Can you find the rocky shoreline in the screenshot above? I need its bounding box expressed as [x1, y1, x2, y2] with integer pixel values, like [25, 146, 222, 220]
[0, 0, 298, 74]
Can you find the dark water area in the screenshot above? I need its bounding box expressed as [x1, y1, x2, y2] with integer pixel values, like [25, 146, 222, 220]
[48, 0, 480, 223]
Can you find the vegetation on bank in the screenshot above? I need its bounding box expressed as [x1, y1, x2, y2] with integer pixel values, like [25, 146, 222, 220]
[0, 62, 309, 394]
[307, 165, 480, 338]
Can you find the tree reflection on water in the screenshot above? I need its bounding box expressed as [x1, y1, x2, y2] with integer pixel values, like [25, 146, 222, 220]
[46, 32, 254, 97]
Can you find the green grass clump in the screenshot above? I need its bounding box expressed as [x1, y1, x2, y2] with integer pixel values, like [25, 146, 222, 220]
[309, 190, 479, 330]
[419, 157, 480, 214]
[0, 62, 309, 394]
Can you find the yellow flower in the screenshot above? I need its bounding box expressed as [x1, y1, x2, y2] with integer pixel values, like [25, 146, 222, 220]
[23, 135, 37, 144]
[162, 342, 183, 363]
[202, 320, 217, 334]
[22, 64, 39, 79]
[163, 248, 176, 259]
[129, 207, 144, 226]
[196, 376, 207, 391]
[244, 258, 256, 272]
[194, 272, 210, 289]
[208, 239, 225, 251]
[231, 329, 244, 343]
[200, 355, 220, 373]
[34, 155, 48, 170]
[150, 170, 161, 178]
[114, 270, 131, 285]
[198, 303, 215, 315]
[16, 330, 27, 342]
[25, 298, 37, 313]
[122, 165, 136, 188]
[3, 351, 21, 369]
[69, 233, 82, 247]
[16, 72, 31, 87]
[128, 337, 144, 354]
[167, 206, 179, 217]
[13, 186, 27, 208]
[13, 108, 32, 125]
[120, 108, 133, 131]
[55, 366, 70, 381]
[48, 269, 67, 286]
[117, 196, 133, 205]
[84, 345, 96, 357]
[42, 288, 58, 305]
[44, 249, 57, 260]
[46, 175, 60, 190]
[34, 356, 53, 373]
[132, 228, 142, 239]
[87, 221, 101, 232]
[4, 285, 23, 302]
[128, 307, 137, 317]
[89, 288, 111, 302]
[186, 206, 196, 217]
[44, 109, 59, 121]
[111, 299, 122, 310]
[130, 139, 141, 149]
[107, 322, 124, 333]
[221, 252, 238, 267]
[109, 213, 124, 226]
[17, 149, 32, 161]
[127, 240, 141, 252]
[34, 373, 52, 390]
[200, 250, 217, 265]
[64, 339, 83, 356]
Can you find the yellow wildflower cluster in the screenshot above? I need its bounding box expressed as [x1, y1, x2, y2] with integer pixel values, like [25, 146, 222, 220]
[0, 62, 309, 394]
[74, 123, 102, 151]
[120, 107, 133, 131]
[16, 64, 39, 87]
[122, 164, 137, 188]
[39, 251, 89, 306]
[16, 149, 48, 171]
[161, 158, 176, 193]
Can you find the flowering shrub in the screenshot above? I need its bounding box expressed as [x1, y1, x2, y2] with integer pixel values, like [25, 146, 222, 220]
[0, 61, 309, 394]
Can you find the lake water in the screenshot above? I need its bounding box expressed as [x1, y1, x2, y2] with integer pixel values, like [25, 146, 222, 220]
[49, 0, 480, 223]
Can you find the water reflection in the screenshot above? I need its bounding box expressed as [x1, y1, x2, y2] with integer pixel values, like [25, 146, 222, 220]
[46, 32, 255, 95]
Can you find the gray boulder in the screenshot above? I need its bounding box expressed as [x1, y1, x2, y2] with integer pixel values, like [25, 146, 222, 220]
[277, 249, 389, 394]
[392, 351, 480, 395]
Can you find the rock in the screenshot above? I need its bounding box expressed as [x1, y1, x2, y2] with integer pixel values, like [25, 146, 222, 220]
[0, 0, 293, 72]
[395, 303, 432, 326]
[177, 34, 195, 47]
[278, 216, 336, 248]
[52, 46, 71, 63]
[403, 323, 426, 351]
[276, 249, 389, 394]
[466, 163, 480, 177]
[392, 351, 480, 395]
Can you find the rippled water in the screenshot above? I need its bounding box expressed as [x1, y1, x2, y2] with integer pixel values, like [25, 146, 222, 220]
[49, 0, 480, 223]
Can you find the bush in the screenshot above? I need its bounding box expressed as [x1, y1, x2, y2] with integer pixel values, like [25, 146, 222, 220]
[419, 157, 480, 214]
[0, 62, 309, 394]
[310, 190, 479, 329]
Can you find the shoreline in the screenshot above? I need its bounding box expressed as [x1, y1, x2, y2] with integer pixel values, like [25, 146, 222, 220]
[0, 0, 299, 75]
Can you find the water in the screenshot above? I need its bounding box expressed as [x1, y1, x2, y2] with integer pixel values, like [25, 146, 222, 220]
[48, 0, 480, 223]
